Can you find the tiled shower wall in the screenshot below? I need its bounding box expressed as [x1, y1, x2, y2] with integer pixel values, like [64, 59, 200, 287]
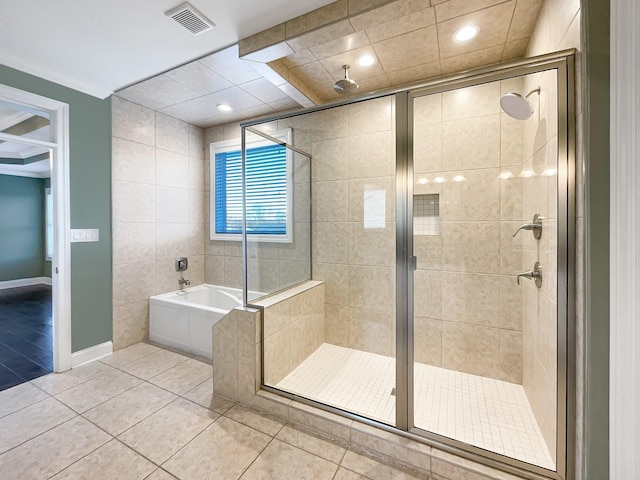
[202, 123, 311, 296]
[111, 97, 206, 350]
[521, 0, 582, 466]
[412, 81, 525, 384]
[204, 97, 397, 357]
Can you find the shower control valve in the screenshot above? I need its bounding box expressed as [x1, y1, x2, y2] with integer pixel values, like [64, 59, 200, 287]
[513, 214, 543, 239]
[517, 262, 543, 288]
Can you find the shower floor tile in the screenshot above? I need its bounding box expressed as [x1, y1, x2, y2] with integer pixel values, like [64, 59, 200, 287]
[276, 343, 554, 470]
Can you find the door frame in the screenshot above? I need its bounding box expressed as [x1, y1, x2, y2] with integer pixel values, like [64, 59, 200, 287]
[0, 84, 72, 372]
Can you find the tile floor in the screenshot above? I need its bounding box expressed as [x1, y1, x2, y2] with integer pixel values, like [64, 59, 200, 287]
[0, 341, 426, 480]
[0, 285, 53, 390]
[276, 343, 555, 470]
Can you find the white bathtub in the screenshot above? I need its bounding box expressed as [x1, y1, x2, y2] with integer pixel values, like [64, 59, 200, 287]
[149, 284, 245, 359]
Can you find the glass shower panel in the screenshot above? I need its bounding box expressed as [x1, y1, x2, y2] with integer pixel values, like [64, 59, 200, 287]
[411, 71, 559, 470]
[242, 126, 311, 302]
[261, 97, 398, 426]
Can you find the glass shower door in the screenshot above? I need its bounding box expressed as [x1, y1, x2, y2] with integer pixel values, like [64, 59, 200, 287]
[410, 70, 560, 471]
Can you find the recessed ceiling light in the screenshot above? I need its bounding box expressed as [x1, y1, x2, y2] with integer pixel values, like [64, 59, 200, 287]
[216, 104, 232, 112]
[453, 25, 479, 43]
[357, 54, 375, 67]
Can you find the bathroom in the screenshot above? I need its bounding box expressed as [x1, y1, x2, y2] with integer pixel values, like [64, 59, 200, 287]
[111, 1, 581, 479]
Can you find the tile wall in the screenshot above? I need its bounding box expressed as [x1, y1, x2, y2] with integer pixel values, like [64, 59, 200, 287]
[412, 81, 525, 384]
[205, 96, 397, 358]
[521, 0, 582, 466]
[111, 97, 206, 350]
[202, 124, 311, 296]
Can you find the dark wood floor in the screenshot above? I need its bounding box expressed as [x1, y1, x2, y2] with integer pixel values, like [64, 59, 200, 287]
[0, 284, 53, 391]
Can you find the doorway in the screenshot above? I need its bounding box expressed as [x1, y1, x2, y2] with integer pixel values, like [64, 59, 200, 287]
[0, 84, 72, 385]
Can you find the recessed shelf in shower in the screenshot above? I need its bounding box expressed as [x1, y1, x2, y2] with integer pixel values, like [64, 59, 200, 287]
[413, 194, 440, 236]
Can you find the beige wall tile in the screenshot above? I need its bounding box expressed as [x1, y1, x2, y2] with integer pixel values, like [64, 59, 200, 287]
[499, 275, 521, 331]
[413, 94, 442, 126]
[348, 96, 393, 135]
[441, 82, 500, 121]
[113, 181, 155, 224]
[414, 316, 442, 366]
[112, 137, 155, 184]
[413, 234, 442, 271]
[112, 222, 156, 265]
[413, 123, 442, 173]
[441, 168, 501, 222]
[348, 222, 396, 267]
[113, 301, 149, 350]
[313, 180, 349, 221]
[348, 177, 395, 222]
[441, 221, 500, 274]
[441, 115, 500, 170]
[441, 322, 500, 377]
[348, 131, 395, 178]
[156, 149, 188, 189]
[441, 273, 500, 327]
[205, 255, 225, 285]
[113, 262, 156, 306]
[155, 113, 188, 155]
[288, 20, 356, 52]
[414, 270, 442, 319]
[312, 222, 349, 264]
[324, 303, 350, 346]
[156, 186, 189, 223]
[507, 0, 544, 41]
[311, 137, 349, 181]
[500, 329, 522, 383]
[349, 308, 394, 356]
[112, 97, 155, 146]
[349, 265, 395, 312]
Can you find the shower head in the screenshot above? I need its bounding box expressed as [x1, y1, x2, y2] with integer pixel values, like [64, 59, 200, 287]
[500, 88, 540, 120]
[334, 64, 359, 95]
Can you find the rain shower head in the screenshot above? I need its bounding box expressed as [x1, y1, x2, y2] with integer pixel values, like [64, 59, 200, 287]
[500, 88, 540, 120]
[334, 65, 359, 95]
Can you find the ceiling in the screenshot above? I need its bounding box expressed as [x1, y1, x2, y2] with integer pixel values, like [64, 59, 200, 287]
[113, 0, 543, 128]
[0, 103, 52, 178]
[0, 0, 336, 98]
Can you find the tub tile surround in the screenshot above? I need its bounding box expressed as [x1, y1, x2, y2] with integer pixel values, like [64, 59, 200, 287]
[112, 97, 206, 350]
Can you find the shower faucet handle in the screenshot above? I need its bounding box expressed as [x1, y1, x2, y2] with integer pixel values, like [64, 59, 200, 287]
[513, 214, 543, 239]
[517, 262, 543, 288]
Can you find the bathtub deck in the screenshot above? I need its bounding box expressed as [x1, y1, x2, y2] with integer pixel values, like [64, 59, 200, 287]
[276, 343, 555, 470]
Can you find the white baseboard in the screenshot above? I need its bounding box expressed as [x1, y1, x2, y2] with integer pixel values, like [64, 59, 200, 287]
[0, 277, 52, 290]
[71, 341, 113, 368]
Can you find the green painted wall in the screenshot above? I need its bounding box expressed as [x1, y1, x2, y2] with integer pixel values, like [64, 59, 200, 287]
[0, 64, 112, 352]
[0, 174, 46, 281]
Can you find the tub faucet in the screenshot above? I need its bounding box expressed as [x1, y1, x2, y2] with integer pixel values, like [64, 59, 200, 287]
[179, 277, 191, 290]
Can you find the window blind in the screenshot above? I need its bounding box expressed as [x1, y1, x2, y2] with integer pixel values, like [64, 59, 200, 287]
[214, 144, 288, 235]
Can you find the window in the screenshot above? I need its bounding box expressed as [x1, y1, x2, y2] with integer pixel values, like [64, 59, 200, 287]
[210, 129, 293, 243]
[45, 187, 53, 260]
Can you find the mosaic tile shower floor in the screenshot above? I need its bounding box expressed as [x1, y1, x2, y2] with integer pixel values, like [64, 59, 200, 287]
[276, 343, 554, 470]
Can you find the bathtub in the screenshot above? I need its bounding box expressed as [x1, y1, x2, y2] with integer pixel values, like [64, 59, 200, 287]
[149, 284, 246, 359]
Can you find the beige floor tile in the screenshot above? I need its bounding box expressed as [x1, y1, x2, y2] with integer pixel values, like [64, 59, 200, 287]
[83, 382, 177, 435]
[0, 397, 76, 454]
[100, 342, 161, 369]
[31, 361, 114, 395]
[0, 416, 111, 480]
[117, 349, 190, 380]
[163, 416, 271, 480]
[145, 468, 179, 479]
[51, 439, 156, 479]
[334, 467, 372, 480]
[149, 358, 212, 395]
[183, 380, 235, 414]
[55, 368, 142, 413]
[118, 397, 217, 464]
[340, 451, 428, 480]
[0, 382, 50, 418]
[276, 425, 346, 464]
[224, 405, 284, 436]
[241, 439, 338, 480]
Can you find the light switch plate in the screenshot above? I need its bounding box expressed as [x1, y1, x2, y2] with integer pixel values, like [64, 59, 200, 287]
[71, 229, 99, 243]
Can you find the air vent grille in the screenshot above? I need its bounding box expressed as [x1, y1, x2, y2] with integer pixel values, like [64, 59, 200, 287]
[165, 3, 214, 35]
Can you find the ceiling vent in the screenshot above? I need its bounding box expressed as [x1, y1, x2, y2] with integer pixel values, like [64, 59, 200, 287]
[165, 2, 215, 35]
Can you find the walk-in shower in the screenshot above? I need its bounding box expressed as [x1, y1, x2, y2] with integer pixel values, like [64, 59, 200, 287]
[237, 52, 575, 480]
